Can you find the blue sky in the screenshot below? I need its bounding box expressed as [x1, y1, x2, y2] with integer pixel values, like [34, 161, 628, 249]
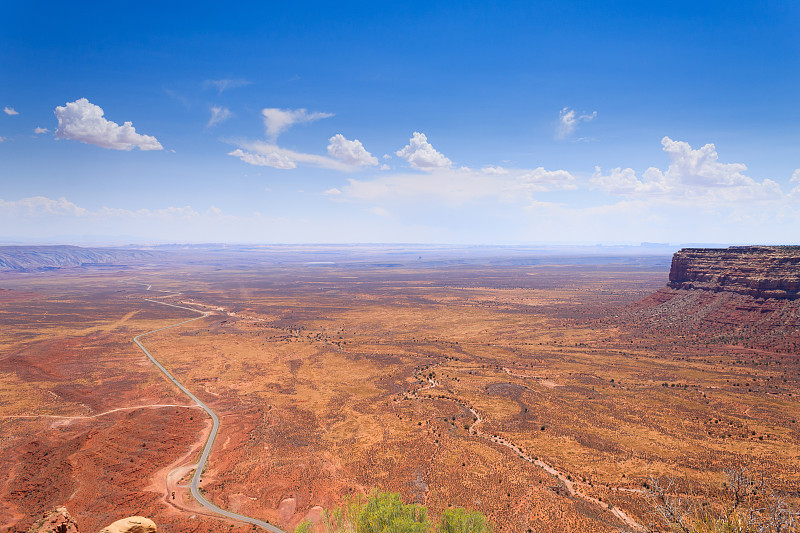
[1, 1, 799, 245]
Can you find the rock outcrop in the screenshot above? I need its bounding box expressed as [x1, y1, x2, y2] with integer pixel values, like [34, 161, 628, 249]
[25, 508, 156, 533]
[97, 516, 156, 533]
[668, 246, 800, 300]
[26, 507, 79, 533]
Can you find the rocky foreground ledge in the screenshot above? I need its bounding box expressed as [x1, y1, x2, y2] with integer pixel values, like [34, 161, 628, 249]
[668, 246, 800, 300]
[26, 507, 156, 533]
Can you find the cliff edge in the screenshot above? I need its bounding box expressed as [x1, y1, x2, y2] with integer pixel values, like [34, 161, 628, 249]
[668, 246, 800, 300]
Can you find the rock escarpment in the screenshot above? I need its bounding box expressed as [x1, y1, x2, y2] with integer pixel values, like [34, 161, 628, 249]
[633, 246, 800, 351]
[668, 246, 800, 300]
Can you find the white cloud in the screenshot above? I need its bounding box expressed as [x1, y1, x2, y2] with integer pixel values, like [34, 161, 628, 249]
[395, 132, 453, 171]
[0, 196, 89, 217]
[54, 98, 163, 151]
[262, 108, 333, 141]
[517, 168, 577, 192]
[0, 195, 238, 221]
[0, 136, 5, 142]
[344, 165, 575, 206]
[34, 127, 49, 134]
[228, 142, 352, 171]
[4, 106, 19, 116]
[380, 164, 390, 171]
[203, 78, 251, 95]
[336, 132, 574, 206]
[326, 134, 378, 166]
[591, 136, 784, 203]
[790, 169, 800, 197]
[556, 107, 596, 139]
[230, 111, 375, 170]
[207, 106, 232, 128]
[481, 166, 509, 175]
[228, 147, 297, 170]
[323, 188, 342, 196]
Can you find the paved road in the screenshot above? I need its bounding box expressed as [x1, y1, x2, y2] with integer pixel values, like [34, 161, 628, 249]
[133, 297, 285, 533]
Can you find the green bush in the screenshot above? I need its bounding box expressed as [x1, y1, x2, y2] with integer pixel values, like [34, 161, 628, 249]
[309, 491, 492, 533]
[436, 508, 493, 533]
[294, 520, 314, 533]
[356, 492, 428, 533]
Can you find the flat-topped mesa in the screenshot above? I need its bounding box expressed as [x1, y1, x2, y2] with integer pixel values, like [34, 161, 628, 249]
[668, 246, 800, 300]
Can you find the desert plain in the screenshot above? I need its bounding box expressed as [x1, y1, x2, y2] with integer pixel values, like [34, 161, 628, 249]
[1, 246, 798, 532]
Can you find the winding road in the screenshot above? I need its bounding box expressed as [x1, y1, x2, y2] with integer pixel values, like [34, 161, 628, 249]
[133, 293, 285, 533]
[134, 285, 640, 531]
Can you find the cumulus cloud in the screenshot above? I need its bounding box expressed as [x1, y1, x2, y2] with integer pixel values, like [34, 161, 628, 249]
[323, 188, 342, 196]
[790, 169, 800, 197]
[34, 127, 49, 134]
[207, 106, 232, 128]
[335, 131, 575, 205]
[203, 78, 251, 95]
[54, 98, 163, 151]
[326, 134, 378, 166]
[4, 106, 19, 116]
[262, 108, 333, 141]
[395, 132, 453, 171]
[557, 107, 596, 139]
[591, 136, 783, 203]
[230, 111, 376, 171]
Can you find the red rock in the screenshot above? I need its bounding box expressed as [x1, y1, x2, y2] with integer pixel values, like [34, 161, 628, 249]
[668, 246, 800, 299]
[26, 507, 79, 533]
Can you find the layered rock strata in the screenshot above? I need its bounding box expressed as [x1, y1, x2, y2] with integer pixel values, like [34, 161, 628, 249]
[668, 246, 800, 300]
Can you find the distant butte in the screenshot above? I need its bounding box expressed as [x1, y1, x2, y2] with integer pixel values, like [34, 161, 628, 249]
[668, 245, 800, 300]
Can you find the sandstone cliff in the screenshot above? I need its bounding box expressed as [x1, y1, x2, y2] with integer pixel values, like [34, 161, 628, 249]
[633, 246, 800, 351]
[668, 246, 800, 300]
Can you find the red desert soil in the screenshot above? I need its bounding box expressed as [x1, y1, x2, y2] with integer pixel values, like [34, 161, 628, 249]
[1, 253, 798, 532]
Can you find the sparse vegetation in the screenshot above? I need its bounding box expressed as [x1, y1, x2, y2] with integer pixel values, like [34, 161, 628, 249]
[640, 469, 797, 533]
[295, 492, 492, 533]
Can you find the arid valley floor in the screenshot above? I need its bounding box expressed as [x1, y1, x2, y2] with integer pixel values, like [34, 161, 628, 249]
[1, 247, 799, 532]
